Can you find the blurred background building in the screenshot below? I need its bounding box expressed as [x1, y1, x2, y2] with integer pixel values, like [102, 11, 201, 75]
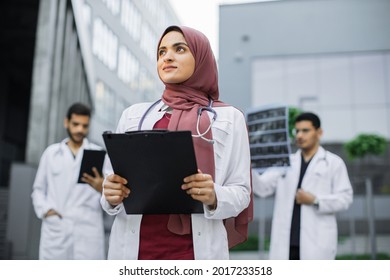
[219, 0, 390, 258]
[1, 0, 179, 259]
[1, 0, 389, 260]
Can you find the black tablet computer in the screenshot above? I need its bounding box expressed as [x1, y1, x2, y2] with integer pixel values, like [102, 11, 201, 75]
[78, 149, 106, 183]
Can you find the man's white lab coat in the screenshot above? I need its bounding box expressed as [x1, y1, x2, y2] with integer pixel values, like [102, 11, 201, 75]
[32, 138, 105, 259]
[252, 147, 353, 259]
[101, 101, 251, 259]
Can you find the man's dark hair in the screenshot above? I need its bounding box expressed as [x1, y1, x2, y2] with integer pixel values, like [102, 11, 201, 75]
[66, 103, 91, 120]
[295, 112, 321, 129]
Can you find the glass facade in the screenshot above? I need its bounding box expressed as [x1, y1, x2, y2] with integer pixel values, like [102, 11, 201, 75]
[120, 0, 141, 42]
[79, 0, 180, 137]
[102, 0, 121, 16]
[92, 17, 118, 71]
[95, 81, 116, 126]
[117, 45, 139, 89]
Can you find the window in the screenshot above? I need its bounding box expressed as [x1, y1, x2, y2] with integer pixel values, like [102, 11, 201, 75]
[101, 0, 121, 16]
[81, 1, 91, 26]
[120, 0, 141, 42]
[117, 45, 140, 89]
[95, 81, 116, 126]
[92, 18, 118, 71]
[139, 68, 161, 101]
[140, 23, 157, 61]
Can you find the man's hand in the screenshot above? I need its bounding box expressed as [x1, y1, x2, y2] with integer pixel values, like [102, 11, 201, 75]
[295, 189, 316, 205]
[81, 167, 104, 192]
[44, 209, 62, 219]
[103, 174, 130, 207]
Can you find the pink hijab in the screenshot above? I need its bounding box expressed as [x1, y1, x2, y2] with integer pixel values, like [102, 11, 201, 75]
[158, 26, 253, 248]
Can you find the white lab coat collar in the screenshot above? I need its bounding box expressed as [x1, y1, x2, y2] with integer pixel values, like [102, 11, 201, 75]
[159, 102, 172, 113]
[139, 100, 168, 130]
[312, 146, 326, 162]
[295, 146, 327, 185]
[57, 137, 91, 155]
[294, 146, 326, 164]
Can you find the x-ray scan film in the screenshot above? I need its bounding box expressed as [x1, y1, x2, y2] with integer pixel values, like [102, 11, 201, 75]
[246, 105, 291, 173]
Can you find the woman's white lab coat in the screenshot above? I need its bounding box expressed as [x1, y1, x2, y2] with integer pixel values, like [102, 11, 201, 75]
[31, 138, 105, 259]
[101, 101, 251, 260]
[252, 147, 353, 259]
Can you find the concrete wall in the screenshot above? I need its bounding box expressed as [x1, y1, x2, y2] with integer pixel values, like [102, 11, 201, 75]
[6, 163, 40, 259]
[219, 0, 390, 128]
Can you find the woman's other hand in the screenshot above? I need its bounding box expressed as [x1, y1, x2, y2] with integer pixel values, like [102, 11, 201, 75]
[182, 169, 217, 210]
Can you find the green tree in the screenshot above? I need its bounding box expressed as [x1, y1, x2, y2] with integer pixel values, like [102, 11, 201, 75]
[344, 134, 387, 161]
[288, 107, 303, 140]
[344, 133, 387, 260]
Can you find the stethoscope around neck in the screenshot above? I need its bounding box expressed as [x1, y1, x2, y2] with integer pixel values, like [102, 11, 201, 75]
[138, 98, 217, 144]
[318, 150, 329, 167]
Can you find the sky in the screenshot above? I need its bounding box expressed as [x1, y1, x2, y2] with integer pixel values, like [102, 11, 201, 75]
[168, 0, 263, 59]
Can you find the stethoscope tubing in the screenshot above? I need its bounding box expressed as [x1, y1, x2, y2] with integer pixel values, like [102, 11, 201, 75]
[138, 98, 217, 144]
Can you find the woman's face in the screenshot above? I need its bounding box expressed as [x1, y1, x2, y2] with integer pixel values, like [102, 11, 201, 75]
[157, 31, 195, 84]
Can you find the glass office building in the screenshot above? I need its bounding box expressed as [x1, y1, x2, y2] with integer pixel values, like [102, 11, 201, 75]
[2, 0, 180, 259]
[79, 0, 180, 144]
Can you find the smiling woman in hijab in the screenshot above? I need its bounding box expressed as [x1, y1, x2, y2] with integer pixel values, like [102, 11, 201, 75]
[101, 26, 253, 260]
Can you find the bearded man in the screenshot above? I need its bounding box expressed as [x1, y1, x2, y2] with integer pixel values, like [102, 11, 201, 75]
[31, 103, 105, 259]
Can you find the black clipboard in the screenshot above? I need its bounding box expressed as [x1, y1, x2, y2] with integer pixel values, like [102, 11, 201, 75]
[102, 130, 203, 214]
[78, 149, 106, 183]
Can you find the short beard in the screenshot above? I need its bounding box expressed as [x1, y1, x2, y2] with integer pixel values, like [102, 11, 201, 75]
[66, 128, 85, 145]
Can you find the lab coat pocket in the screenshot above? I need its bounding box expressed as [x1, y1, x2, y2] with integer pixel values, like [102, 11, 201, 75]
[43, 215, 62, 234]
[41, 216, 71, 259]
[318, 214, 337, 255]
[212, 120, 232, 158]
[41, 216, 66, 249]
[310, 168, 332, 195]
[124, 117, 141, 132]
[124, 108, 144, 132]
